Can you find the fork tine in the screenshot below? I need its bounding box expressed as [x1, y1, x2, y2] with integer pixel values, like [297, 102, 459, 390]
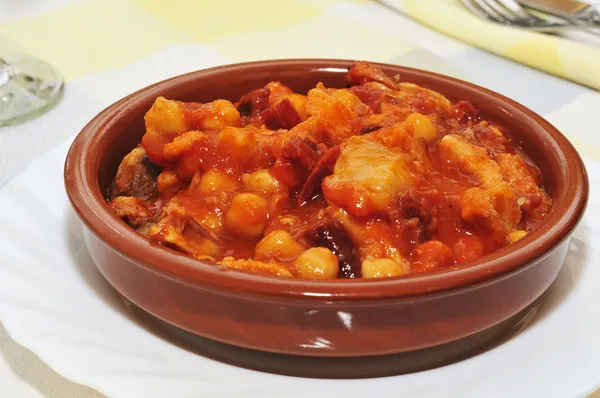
[460, 0, 502, 22]
[471, 0, 513, 23]
[459, 0, 490, 20]
[495, 0, 543, 21]
[480, 0, 520, 21]
[459, 0, 575, 32]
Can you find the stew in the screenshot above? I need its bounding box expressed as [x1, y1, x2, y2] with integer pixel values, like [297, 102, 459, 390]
[109, 62, 551, 279]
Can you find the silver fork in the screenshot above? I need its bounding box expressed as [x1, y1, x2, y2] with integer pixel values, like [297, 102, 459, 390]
[462, 0, 600, 35]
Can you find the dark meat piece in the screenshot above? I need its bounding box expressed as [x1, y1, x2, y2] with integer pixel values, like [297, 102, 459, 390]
[359, 125, 382, 135]
[235, 88, 270, 117]
[395, 188, 440, 247]
[305, 221, 361, 278]
[472, 122, 509, 155]
[350, 84, 386, 111]
[109, 196, 157, 228]
[297, 145, 341, 206]
[281, 136, 324, 169]
[111, 146, 160, 200]
[261, 98, 303, 130]
[271, 136, 325, 189]
[452, 100, 479, 123]
[345, 61, 397, 89]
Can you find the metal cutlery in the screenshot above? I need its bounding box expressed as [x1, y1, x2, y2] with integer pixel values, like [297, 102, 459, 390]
[518, 0, 600, 25]
[461, 0, 600, 35]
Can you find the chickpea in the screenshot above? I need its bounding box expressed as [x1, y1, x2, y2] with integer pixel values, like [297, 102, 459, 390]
[157, 170, 183, 199]
[255, 230, 305, 261]
[406, 113, 437, 143]
[217, 126, 258, 160]
[362, 257, 405, 278]
[508, 229, 528, 243]
[196, 170, 239, 195]
[145, 97, 187, 134]
[294, 247, 339, 279]
[200, 100, 241, 131]
[242, 169, 282, 194]
[225, 193, 268, 238]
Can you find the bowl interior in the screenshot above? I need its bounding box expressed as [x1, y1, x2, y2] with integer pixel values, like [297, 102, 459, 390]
[68, 59, 587, 299]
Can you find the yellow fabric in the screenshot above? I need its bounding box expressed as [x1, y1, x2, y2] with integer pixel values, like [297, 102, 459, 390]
[396, 0, 600, 91]
[0, 0, 190, 81]
[212, 14, 412, 63]
[0, 0, 408, 82]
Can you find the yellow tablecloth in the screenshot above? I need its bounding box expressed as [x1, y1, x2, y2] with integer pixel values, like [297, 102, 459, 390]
[384, 0, 600, 91]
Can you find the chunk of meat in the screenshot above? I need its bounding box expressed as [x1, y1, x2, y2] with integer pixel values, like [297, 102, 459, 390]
[162, 131, 206, 161]
[235, 87, 270, 117]
[270, 136, 325, 189]
[262, 117, 324, 161]
[260, 81, 308, 127]
[159, 130, 209, 182]
[149, 199, 221, 260]
[472, 122, 510, 154]
[261, 98, 303, 130]
[452, 100, 479, 123]
[392, 83, 453, 117]
[438, 134, 520, 241]
[350, 82, 391, 111]
[323, 136, 415, 217]
[111, 146, 160, 200]
[395, 188, 441, 246]
[330, 89, 373, 117]
[109, 196, 156, 228]
[496, 153, 551, 223]
[369, 113, 438, 169]
[298, 145, 341, 206]
[307, 88, 363, 145]
[217, 257, 293, 277]
[265, 81, 294, 105]
[345, 61, 398, 89]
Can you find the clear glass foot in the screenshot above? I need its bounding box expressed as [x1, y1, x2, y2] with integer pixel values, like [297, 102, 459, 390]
[0, 55, 64, 127]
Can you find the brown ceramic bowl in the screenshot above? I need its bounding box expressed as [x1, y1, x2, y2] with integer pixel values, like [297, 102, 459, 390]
[64, 59, 588, 377]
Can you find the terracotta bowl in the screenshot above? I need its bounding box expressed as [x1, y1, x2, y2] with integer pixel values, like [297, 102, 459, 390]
[64, 60, 588, 377]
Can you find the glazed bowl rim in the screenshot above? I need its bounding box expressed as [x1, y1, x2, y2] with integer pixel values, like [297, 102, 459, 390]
[64, 58, 589, 300]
